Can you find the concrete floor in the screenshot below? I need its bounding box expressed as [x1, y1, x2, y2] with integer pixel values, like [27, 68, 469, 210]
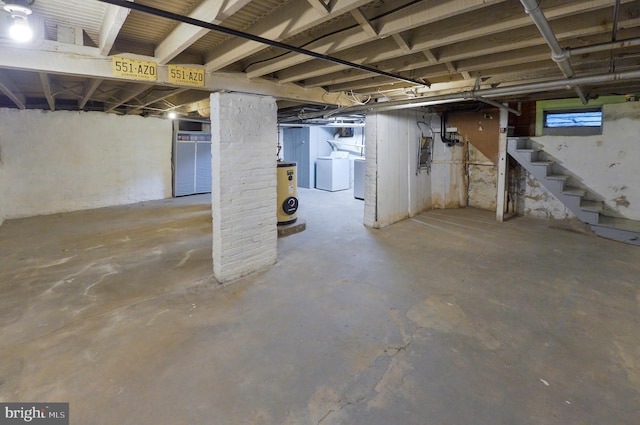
[1, 188, 639, 425]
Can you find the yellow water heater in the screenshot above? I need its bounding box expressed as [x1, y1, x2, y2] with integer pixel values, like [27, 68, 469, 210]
[277, 161, 298, 225]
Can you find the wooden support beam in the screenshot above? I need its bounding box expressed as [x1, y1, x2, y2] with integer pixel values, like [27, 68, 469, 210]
[105, 84, 152, 112]
[39, 73, 55, 111]
[350, 8, 377, 37]
[127, 87, 190, 114]
[306, 0, 330, 15]
[204, 0, 372, 72]
[99, 1, 133, 55]
[79, 79, 103, 108]
[422, 49, 438, 63]
[392, 33, 411, 53]
[496, 107, 509, 222]
[155, 0, 252, 64]
[0, 42, 347, 107]
[0, 71, 26, 109]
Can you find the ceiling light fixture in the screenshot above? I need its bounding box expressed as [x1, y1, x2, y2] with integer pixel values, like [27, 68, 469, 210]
[167, 111, 177, 120]
[4, 1, 34, 43]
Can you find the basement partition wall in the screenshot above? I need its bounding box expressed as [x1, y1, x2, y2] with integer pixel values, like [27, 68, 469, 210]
[0, 109, 172, 226]
[447, 109, 501, 211]
[364, 110, 433, 228]
[364, 108, 505, 229]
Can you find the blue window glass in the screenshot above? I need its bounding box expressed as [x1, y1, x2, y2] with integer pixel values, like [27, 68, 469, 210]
[545, 110, 602, 128]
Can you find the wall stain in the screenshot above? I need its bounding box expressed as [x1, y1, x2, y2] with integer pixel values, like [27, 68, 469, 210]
[595, 140, 603, 147]
[610, 185, 628, 193]
[608, 162, 621, 168]
[614, 196, 631, 208]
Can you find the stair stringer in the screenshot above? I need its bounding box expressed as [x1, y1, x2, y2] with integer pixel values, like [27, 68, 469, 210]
[507, 137, 640, 246]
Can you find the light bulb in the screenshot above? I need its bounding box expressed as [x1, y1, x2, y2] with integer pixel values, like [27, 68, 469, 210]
[9, 15, 33, 42]
[168, 111, 177, 120]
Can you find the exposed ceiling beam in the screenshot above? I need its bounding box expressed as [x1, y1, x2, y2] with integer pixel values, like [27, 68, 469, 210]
[422, 50, 438, 63]
[155, 0, 253, 65]
[39, 73, 55, 111]
[350, 8, 377, 37]
[203, 0, 372, 72]
[294, 10, 640, 91]
[306, 0, 330, 15]
[99, 1, 134, 56]
[79, 79, 103, 109]
[0, 43, 348, 106]
[435, 14, 640, 64]
[0, 71, 26, 109]
[392, 33, 411, 53]
[249, 0, 627, 82]
[245, 0, 507, 79]
[106, 84, 152, 112]
[96, 0, 425, 87]
[445, 62, 456, 74]
[127, 87, 190, 114]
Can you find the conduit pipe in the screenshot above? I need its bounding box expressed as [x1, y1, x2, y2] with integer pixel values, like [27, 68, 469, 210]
[284, 69, 640, 119]
[520, 0, 588, 104]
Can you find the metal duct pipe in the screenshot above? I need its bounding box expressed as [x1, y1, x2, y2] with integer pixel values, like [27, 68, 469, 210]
[520, 0, 587, 104]
[288, 69, 640, 119]
[568, 37, 640, 57]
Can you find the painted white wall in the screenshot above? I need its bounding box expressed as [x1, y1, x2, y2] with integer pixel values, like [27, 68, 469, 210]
[525, 101, 640, 220]
[430, 134, 467, 209]
[0, 108, 172, 225]
[364, 110, 432, 228]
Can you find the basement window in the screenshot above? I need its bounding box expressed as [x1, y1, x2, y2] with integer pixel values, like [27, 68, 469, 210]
[543, 108, 603, 136]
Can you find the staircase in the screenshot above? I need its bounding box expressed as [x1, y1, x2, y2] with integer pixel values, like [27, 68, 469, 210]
[507, 137, 640, 246]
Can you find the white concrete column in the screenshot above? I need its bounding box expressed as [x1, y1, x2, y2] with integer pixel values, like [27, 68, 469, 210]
[210, 92, 277, 283]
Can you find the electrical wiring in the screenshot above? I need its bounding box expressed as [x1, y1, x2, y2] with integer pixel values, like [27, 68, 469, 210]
[241, 0, 425, 73]
[348, 90, 371, 105]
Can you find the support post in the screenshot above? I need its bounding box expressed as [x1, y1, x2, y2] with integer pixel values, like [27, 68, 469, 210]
[210, 92, 278, 283]
[496, 107, 509, 222]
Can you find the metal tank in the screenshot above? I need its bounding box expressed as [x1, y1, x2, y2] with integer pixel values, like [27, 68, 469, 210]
[276, 161, 298, 225]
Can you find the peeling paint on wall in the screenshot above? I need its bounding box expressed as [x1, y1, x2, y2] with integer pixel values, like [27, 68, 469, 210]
[512, 166, 574, 220]
[523, 101, 640, 221]
[468, 164, 497, 210]
[614, 195, 631, 208]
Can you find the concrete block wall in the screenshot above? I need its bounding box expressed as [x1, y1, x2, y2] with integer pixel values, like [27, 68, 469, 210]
[0, 108, 172, 226]
[210, 92, 277, 283]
